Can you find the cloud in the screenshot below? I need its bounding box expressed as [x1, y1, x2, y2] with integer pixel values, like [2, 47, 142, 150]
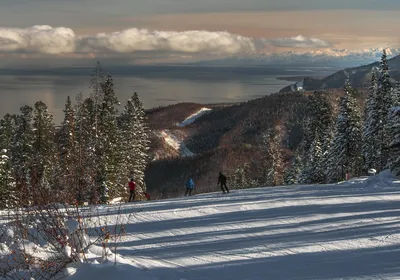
[0, 25, 333, 59]
[0, 25, 75, 54]
[78, 28, 256, 54]
[266, 35, 332, 48]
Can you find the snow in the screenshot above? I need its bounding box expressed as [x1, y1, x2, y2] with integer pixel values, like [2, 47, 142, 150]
[178, 108, 212, 127]
[3, 170, 400, 279]
[69, 170, 400, 279]
[160, 129, 194, 157]
[158, 108, 212, 157]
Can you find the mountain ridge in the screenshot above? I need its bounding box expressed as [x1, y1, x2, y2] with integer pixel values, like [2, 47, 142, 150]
[280, 54, 400, 92]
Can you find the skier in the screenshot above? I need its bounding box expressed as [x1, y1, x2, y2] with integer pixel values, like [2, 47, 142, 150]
[218, 172, 229, 193]
[128, 178, 136, 202]
[185, 178, 195, 196]
[144, 192, 151, 201]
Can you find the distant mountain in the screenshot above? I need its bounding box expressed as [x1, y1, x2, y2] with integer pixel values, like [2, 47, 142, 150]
[280, 54, 400, 93]
[192, 48, 400, 67]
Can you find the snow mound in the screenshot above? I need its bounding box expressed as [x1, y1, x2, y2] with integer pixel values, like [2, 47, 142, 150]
[178, 107, 212, 127]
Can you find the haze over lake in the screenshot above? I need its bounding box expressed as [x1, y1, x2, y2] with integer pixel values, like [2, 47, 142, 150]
[0, 65, 338, 123]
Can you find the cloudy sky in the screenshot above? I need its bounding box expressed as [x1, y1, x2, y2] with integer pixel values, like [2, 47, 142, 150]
[0, 0, 399, 65]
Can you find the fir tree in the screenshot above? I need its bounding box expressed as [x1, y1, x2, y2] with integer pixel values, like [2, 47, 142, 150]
[75, 97, 97, 204]
[301, 131, 324, 183]
[300, 92, 334, 183]
[57, 96, 76, 194]
[230, 163, 256, 189]
[97, 75, 123, 200]
[391, 82, 400, 107]
[284, 153, 303, 185]
[0, 148, 15, 208]
[376, 49, 393, 170]
[362, 71, 380, 171]
[11, 105, 34, 203]
[388, 106, 400, 174]
[262, 124, 284, 186]
[327, 82, 363, 182]
[0, 114, 16, 208]
[120, 92, 150, 198]
[31, 101, 56, 195]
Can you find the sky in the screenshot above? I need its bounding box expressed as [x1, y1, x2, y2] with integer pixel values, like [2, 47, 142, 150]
[0, 0, 399, 65]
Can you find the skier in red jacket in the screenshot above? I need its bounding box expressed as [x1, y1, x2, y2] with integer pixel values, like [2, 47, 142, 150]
[128, 178, 136, 202]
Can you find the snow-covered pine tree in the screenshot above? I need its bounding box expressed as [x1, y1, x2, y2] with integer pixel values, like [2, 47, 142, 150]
[11, 105, 34, 204]
[362, 71, 380, 172]
[97, 75, 123, 200]
[0, 114, 16, 208]
[0, 148, 15, 208]
[230, 163, 256, 189]
[376, 49, 393, 171]
[75, 97, 97, 204]
[284, 152, 303, 185]
[119, 92, 150, 198]
[262, 124, 284, 186]
[301, 131, 324, 183]
[391, 82, 400, 107]
[299, 92, 334, 183]
[31, 101, 56, 199]
[57, 96, 76, 194]
[388, 106, 400, 174]
[326, 81, 363, 183]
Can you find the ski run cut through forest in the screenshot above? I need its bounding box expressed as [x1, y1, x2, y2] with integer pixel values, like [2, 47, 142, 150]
[2, 170, 400, 279]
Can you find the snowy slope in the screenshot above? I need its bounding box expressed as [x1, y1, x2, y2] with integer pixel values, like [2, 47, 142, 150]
[70, 171, 400, 280]
[178, 108, 212, 127]
[158, 108, 211, 157]
[160, 129, 194, 157]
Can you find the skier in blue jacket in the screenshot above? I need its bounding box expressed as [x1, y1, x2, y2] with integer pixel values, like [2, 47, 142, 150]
[185, 178, 195, 196]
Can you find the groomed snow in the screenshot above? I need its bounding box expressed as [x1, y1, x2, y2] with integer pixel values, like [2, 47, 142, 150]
[178, 108, 212, 127]
[69, 170, 400, 279]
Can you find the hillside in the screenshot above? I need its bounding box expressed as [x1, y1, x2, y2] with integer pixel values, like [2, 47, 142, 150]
[144, 92, 313, 198]
[67, 171, 400, 280]
[280, 54, 400, 92]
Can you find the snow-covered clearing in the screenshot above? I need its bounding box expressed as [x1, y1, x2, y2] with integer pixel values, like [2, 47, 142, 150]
[178, 108, 212, 127]
[160, 129, 194, 157]
[69, 171, 400, 279]
[159, 108, 211, 157]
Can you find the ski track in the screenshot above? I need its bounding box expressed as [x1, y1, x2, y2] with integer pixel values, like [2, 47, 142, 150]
[91, 173, 400, 279]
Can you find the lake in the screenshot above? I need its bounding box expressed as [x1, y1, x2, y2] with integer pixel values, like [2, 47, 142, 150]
[0, 65, 337, 123]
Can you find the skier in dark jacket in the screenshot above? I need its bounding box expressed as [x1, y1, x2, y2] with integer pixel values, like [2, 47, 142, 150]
[185, 178, 195, 196]
[128, 178, 136, 202]
[218, 172, 229, 193]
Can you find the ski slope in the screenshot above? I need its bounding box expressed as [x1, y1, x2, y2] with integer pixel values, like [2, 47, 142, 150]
[68, 171, 400, 280]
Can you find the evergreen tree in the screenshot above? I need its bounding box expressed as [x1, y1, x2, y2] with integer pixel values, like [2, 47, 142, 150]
[300, 92, 334, 183]
[31, 101, 56, 196]
[362, 71, 380, 171]
[75, 97, 97, 204]
[120, 92, 150, 198]
[262, 124, 284, 186]
[327, 82, 362, 182]
[284, 152, 303, 185]
[301, 131, 324, 183]
[230, 163, 256, 189]
[376, 49, 393, 170]
[11, 105, 34, 203]
[391, 82, 400, 107]
[57, 96, 76, 194]
[388, 106, 400, 174]
[0, 114, 16, 208]
[97, 75, 123, 200]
